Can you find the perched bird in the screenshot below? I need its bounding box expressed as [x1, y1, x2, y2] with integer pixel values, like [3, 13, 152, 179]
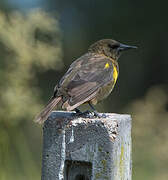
[35, 39, 137, 123]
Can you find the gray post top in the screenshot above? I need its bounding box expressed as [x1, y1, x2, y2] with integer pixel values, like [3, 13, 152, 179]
[44, 111, 131, 137]
[42, 111, 132, 180]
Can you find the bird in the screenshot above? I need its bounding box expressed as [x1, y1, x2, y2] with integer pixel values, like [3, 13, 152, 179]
[35, 39, 137, 123]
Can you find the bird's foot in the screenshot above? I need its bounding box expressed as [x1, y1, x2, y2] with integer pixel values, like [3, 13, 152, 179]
[74, 109, 93, 118]
[74, 109, 107, 119]
[80, 110, 94, 118]
[74, 108, 82, 114]
[93, 111, 107, 118]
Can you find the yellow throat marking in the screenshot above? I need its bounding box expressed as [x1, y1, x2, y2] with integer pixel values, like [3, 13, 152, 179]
[105, 62, 110, 69]
[113, 64, 118, 83]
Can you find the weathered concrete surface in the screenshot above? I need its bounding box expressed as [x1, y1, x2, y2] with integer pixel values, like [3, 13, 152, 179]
[41, 111, 132, 180]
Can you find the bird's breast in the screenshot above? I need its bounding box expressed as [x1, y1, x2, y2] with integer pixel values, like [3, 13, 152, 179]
[90, 62, 119, 105]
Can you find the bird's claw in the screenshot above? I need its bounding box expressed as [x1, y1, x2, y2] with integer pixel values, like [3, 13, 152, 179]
[101, 113, 107, 118]
[81, 110, 94, 118]
[74, 109, 92, 118]
[93, 111, 101, 118]
[93, 111, 107, 118]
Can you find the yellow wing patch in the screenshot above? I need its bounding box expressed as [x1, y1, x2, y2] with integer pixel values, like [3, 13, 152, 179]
[105, 62, 110, 69]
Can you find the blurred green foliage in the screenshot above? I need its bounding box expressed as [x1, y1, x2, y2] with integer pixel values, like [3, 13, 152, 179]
[125, 86, 168, 180]
[0, 9, 62, 180]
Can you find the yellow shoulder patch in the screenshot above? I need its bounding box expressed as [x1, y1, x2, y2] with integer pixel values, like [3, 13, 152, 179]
[113, 64, 118, 83]
[105, 62, 110, 69]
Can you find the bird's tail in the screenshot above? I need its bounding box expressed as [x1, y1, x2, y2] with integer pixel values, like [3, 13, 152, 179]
[35, 96, 62, 124]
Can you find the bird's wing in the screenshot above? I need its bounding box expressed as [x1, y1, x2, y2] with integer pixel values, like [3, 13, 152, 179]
[58, 53, 115, 110]
[54, 54, 87, 93]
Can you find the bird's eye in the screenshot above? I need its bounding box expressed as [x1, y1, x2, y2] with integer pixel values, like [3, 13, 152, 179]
[108, 44, 119, 49]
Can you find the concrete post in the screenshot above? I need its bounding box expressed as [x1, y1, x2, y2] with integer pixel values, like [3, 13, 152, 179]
[41, 111, 132, 180]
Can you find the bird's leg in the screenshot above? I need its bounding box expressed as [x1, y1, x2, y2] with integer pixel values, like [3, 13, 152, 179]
[88, 102, 107, 118]
[88, 102, 100, 117]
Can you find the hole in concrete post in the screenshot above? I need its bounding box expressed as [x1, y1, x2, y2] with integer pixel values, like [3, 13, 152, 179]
[65, 160, 92, 180]
[75, 174, 89, 180]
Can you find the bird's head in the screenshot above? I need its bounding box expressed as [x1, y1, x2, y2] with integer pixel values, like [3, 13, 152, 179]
[88, 39, 137, 60]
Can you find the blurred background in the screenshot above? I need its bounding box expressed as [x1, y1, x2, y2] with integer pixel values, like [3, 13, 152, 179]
[0, 0, 167, 179]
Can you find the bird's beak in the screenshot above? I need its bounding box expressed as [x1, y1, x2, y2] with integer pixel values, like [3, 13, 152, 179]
[118, 43, 137, 51]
